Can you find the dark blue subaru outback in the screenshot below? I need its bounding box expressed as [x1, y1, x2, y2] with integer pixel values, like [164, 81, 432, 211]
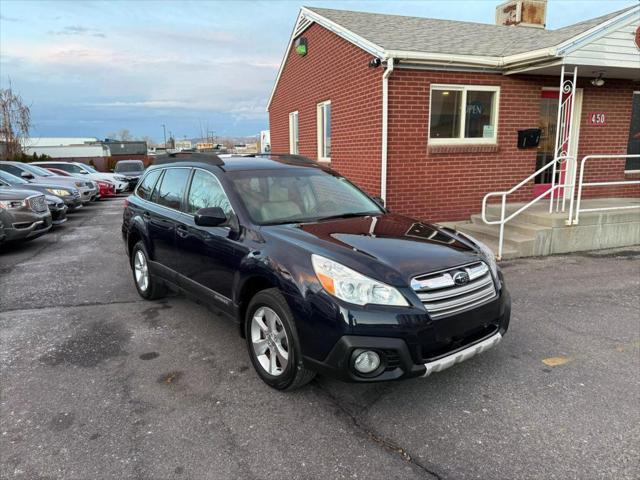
[122, 153, 510, 390]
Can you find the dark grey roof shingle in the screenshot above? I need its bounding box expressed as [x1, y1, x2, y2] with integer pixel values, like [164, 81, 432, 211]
[305, 6, 637, 57]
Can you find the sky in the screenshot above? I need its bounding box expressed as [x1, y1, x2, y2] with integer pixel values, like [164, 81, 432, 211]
[1, 0, 636, 142]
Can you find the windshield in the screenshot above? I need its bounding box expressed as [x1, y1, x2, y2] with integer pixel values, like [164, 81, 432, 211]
[115, 161, 143, 172]
[229, 169, 383, 225]
[0, 170, 29, 185]
[84, 165, 98, 173]
[22, 164, 53, 177]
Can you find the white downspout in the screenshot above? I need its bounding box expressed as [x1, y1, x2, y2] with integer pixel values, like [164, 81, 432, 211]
[381, 57, 394, 203]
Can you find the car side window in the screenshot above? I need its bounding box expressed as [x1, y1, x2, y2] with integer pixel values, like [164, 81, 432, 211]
[136, 170, 161, 201]
[186, 170, 233, 216]
[154, 168, 190, 210]
[0, 164, 23, 176]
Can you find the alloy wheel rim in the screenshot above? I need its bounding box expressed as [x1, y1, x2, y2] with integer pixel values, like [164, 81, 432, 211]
[134, 250, 149, 292]
[250, 307, 289, 376]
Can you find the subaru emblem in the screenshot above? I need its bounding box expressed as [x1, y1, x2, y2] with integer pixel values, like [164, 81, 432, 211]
[453, 271, 469, 286]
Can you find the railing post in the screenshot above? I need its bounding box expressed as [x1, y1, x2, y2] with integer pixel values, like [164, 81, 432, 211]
[574, 155, 588, 225]
[566, 156, 577, 225]
[549, 158, 557, 213]
[498, 195, 506, 260]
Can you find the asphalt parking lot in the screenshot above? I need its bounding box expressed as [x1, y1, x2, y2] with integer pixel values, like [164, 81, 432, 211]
[1, 198, 639, 480]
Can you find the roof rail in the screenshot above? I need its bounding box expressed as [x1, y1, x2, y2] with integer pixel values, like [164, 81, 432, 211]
[242, 153, 317, 165]
[153, 151, 225, 166]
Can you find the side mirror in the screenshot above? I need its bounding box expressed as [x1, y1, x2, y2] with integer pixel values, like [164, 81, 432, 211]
[194, 207, 227, 227]
[21, 171, 34, 179]
[372, 196, 385, 208]
[110, 169, 115, 172]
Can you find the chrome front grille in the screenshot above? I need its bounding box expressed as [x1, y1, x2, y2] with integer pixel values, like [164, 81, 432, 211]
[411, 262, 497, 319]
[28, 195, 48, 213]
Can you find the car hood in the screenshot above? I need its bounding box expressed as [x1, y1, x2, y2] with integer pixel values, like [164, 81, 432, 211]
[90, 173, 124, 182]
[36, 175, 81, 187]
[0, 187, 44, 200]
[17, 182, 73, 194]
[262, 213, 482, 286]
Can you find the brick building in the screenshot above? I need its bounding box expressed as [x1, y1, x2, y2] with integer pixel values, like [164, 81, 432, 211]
[268, 3, 640, 222]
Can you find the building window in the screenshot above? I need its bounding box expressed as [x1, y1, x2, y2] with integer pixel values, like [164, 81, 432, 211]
[429, 85, 500, 144]
[289, 111, 299, 154]
[317, 100, 331, 160]
[626, 92, 640, 172]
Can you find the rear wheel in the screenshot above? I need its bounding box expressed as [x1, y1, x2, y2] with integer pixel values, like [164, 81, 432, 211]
[131, 241, 167, 300]
[245, 288, 315, 391]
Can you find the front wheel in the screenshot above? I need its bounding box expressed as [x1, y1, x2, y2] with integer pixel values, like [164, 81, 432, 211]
[245, 288, 315, 391]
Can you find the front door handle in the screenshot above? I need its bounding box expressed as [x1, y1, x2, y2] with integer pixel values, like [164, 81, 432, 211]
[176, 225, 188, 238]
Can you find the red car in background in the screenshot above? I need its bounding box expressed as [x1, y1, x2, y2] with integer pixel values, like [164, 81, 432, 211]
[45, 167, 117, 198]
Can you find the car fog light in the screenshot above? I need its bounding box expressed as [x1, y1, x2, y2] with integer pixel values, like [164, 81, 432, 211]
[353, 350, 381, 374]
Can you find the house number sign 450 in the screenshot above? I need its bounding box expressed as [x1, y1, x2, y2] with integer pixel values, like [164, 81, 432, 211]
[589, 112, 606, 125]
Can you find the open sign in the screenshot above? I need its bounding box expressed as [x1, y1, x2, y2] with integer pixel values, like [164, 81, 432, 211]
[589, 112, 606, 125]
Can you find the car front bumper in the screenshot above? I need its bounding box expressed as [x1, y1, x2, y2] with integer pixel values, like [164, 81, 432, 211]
[79, 187, 98, 203]
[49, 205, 68, 225]
[63, 196, 83, 211]
[3, 214, 53, 241]
[301, 274, 511, 383]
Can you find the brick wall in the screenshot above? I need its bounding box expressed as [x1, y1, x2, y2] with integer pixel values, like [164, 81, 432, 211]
[270, 23, 637, 223]
[268, 23, 383, 195]
[386, 70, 543, 221]
[389, 73, 638, 221]
[575, 79, 639, 199]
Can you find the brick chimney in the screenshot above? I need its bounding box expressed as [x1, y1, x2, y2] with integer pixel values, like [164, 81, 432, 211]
[496, 0, 547, 28]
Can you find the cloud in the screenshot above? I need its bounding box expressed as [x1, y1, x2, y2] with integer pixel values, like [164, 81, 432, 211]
[48, 25, 107, 38]
[0, 14, 22, 22]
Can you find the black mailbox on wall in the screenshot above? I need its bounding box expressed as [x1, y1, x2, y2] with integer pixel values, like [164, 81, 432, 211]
[517, 128, 541, 149]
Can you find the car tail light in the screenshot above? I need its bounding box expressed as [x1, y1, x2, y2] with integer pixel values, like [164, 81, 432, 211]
[123, 198, 129, 208]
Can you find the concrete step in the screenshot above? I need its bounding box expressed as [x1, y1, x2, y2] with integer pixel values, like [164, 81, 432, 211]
[453, 221, 531, 259]
[483, 204, 565, 227]
[469, 214, 551, 238]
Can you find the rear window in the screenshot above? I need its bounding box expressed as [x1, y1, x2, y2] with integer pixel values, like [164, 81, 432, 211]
[115, 161, 144, 173]
[50, 163, 86, 174]
[154, 168, 191, 210]
[136, 170, 161, 201]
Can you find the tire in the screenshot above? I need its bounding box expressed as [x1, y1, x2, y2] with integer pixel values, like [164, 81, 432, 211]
[245, 288, 316, 391]
[131, 241, 167, 300]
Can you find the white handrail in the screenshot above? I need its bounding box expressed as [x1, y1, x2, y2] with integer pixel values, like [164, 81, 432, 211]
[570, 154, 640, 224]
[482, 155, 573, 259]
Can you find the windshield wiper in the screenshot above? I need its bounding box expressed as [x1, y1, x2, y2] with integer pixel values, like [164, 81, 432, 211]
[313, 211, 379, 222]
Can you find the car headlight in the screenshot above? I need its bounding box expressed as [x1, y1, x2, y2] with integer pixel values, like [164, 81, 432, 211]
[45, 188, 70, 196]
[459, 233, 498, 278]
[311, 254, 408, 306]
[0, 199, 26, 209]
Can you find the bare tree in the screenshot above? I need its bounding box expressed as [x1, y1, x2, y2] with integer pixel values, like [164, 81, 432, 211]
[118, 129, 133, 141]
[0, 83, 31, 159]
[139, 135, 156, 148]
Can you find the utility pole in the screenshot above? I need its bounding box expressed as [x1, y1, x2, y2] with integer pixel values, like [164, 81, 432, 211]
[161, 124, 167, 148]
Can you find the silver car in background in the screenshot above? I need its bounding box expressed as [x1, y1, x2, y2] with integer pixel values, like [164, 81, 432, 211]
[0, 161, 98, 204]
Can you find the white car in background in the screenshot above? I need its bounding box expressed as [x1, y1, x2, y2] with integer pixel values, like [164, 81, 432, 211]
[33, 161, 129, 193]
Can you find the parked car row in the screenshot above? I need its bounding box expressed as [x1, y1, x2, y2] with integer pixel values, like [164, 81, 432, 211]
[0, 159, 143, 246]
